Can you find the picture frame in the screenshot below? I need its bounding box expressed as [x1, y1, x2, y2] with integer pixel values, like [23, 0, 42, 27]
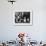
[14, 10, 33, 26]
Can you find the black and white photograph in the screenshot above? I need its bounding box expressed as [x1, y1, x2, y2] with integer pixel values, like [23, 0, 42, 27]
[14, 11, 32, 26]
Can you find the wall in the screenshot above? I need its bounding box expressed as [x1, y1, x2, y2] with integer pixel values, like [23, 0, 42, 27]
[0, 0, 46, 41]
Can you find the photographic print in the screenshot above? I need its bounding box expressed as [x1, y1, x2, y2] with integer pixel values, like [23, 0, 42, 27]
[14, 11, 32, 26]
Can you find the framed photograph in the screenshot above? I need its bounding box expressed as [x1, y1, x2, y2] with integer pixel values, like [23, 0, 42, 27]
[14, 10, 33, 26]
